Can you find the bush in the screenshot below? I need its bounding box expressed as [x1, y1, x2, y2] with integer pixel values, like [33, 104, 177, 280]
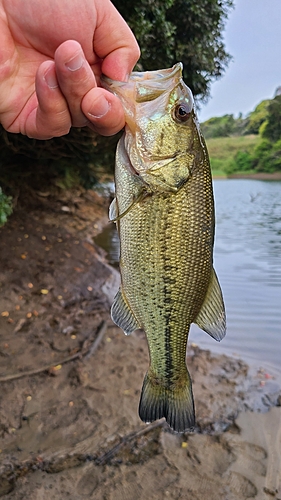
[262, 95, 281, 142]
[225, 150, 253, 174]
[201, 114, 236, 138]
[251, 139, 281, 173]
[245, 100, 270, 134]
[0, 187, 13, 227]
[0, 125, 120, 193]
[201, 113, 248, 138]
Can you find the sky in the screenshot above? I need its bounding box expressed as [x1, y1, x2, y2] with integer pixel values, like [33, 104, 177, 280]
[198, 0, 281, 122]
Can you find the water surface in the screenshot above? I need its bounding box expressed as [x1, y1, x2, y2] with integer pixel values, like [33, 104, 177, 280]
[190, 179, 281, 374]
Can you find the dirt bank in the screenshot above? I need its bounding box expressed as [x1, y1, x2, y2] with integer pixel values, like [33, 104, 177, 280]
[228, 172, 281, 180]
[0, 189, 280, 499]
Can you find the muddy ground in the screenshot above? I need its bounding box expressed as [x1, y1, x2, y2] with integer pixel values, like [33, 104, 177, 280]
[0, 188, 280, 499]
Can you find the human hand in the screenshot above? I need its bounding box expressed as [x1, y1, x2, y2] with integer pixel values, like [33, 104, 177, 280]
[0, 0, 140, 139]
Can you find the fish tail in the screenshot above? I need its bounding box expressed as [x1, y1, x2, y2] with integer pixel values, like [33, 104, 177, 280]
[138, 369, 195, 433]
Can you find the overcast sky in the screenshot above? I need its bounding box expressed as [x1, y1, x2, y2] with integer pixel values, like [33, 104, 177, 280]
[198, 0, 281, 122]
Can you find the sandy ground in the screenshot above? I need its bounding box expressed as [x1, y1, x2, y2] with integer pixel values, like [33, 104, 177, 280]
[0, 188, 280, 499]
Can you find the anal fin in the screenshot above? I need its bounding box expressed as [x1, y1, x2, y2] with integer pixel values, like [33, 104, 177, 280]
[194, 268, 226, 341]
[111, 288, 140, 335]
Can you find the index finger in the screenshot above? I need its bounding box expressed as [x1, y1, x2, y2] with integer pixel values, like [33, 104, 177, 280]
[94, 0, 140, 81]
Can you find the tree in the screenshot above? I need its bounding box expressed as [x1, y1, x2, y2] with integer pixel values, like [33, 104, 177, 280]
[201, 114, 236, 138]
[112, 0, 233, 101]
[262, 95, 281, 143]
[245, 100, 270, 135]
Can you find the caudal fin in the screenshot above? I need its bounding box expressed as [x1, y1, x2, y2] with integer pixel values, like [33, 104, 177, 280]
[138, 370, 195, 433]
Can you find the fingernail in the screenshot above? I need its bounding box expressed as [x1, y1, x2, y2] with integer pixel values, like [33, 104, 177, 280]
[65, 53, 84, 72]
[44, 67, 58, 89]
[88, 96, 110, 119]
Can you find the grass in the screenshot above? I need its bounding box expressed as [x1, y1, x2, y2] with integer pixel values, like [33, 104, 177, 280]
[205, 134, 261, 176]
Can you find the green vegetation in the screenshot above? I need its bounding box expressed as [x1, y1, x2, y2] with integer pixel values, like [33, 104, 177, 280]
[244, 100, 270, 135]
[113, 0, 233, 101]
[0, 187, 13, 227]
[0, 125, 120, 198]
[1, 0, 281, 227]
[203, 93, 281, 176]
[206, 135, 260, 176]
[202, 113, 247, 139]
[0, 0, 234, 225]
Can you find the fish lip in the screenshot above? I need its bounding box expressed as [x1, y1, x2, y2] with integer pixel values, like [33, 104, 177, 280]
[100, 63, 183, 92]
[101, 63, 185, 134]
[130, 62, 183, 83]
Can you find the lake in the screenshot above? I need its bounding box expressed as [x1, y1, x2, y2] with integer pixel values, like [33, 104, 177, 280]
[95, 179, 281, 375]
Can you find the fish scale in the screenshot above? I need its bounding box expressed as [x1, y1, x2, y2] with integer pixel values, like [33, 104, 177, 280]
[102, 63, 226, 432]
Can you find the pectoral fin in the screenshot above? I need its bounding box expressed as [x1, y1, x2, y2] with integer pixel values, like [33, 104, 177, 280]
[194, 269, 226, 341]
[109, 197, 118, 222]
[109, 189, 148, 223]
[111, 288, 140, 335]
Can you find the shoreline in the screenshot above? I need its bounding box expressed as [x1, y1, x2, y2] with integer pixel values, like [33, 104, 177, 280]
[213, 172, 281, 180]
[0, 189, 280, 499]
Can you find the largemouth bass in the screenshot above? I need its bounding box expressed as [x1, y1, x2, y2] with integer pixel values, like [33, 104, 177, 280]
[102, 63, 226, 432]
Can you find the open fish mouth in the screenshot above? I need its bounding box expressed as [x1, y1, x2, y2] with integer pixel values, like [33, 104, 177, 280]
[101, 63, 186, 112]
[101, 62, 183, 91]
[101, 63, 193, 137]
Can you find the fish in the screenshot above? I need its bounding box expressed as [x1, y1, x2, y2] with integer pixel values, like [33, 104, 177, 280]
[102, 63, 226, 432]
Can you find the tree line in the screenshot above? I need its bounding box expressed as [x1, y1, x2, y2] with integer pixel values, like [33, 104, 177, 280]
[201, 94, 281, 174]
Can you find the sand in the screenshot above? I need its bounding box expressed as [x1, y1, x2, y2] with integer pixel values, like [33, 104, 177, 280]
[0, 188, 280, 499]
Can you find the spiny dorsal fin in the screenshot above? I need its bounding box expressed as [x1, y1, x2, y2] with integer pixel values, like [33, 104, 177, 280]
[111, 288, 140, 335]
[194, 268, 226, 341]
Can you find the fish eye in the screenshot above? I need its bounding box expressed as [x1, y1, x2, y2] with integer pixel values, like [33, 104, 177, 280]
[173, 102, 192, 123]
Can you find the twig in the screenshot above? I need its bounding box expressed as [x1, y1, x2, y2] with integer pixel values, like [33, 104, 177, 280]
[0, 419, 165, 486]
[84, 320, 108, 360]
[0, 320, 107, 383]
[95, 419, 166, 465]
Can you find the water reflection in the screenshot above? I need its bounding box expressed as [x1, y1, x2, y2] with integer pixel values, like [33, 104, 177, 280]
[95, 179, 281, 371]
[95, 222, 120, 268]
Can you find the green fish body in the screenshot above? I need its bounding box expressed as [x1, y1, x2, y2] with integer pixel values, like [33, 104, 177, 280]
[102, 64, 226, 432]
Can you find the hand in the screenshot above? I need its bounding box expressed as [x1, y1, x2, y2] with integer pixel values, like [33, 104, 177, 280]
[0, 0, 140, 139]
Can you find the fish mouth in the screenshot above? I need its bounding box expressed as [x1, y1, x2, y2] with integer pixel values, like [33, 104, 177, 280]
[101, 63, 183, 92]
[101, 63, 184, 132]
